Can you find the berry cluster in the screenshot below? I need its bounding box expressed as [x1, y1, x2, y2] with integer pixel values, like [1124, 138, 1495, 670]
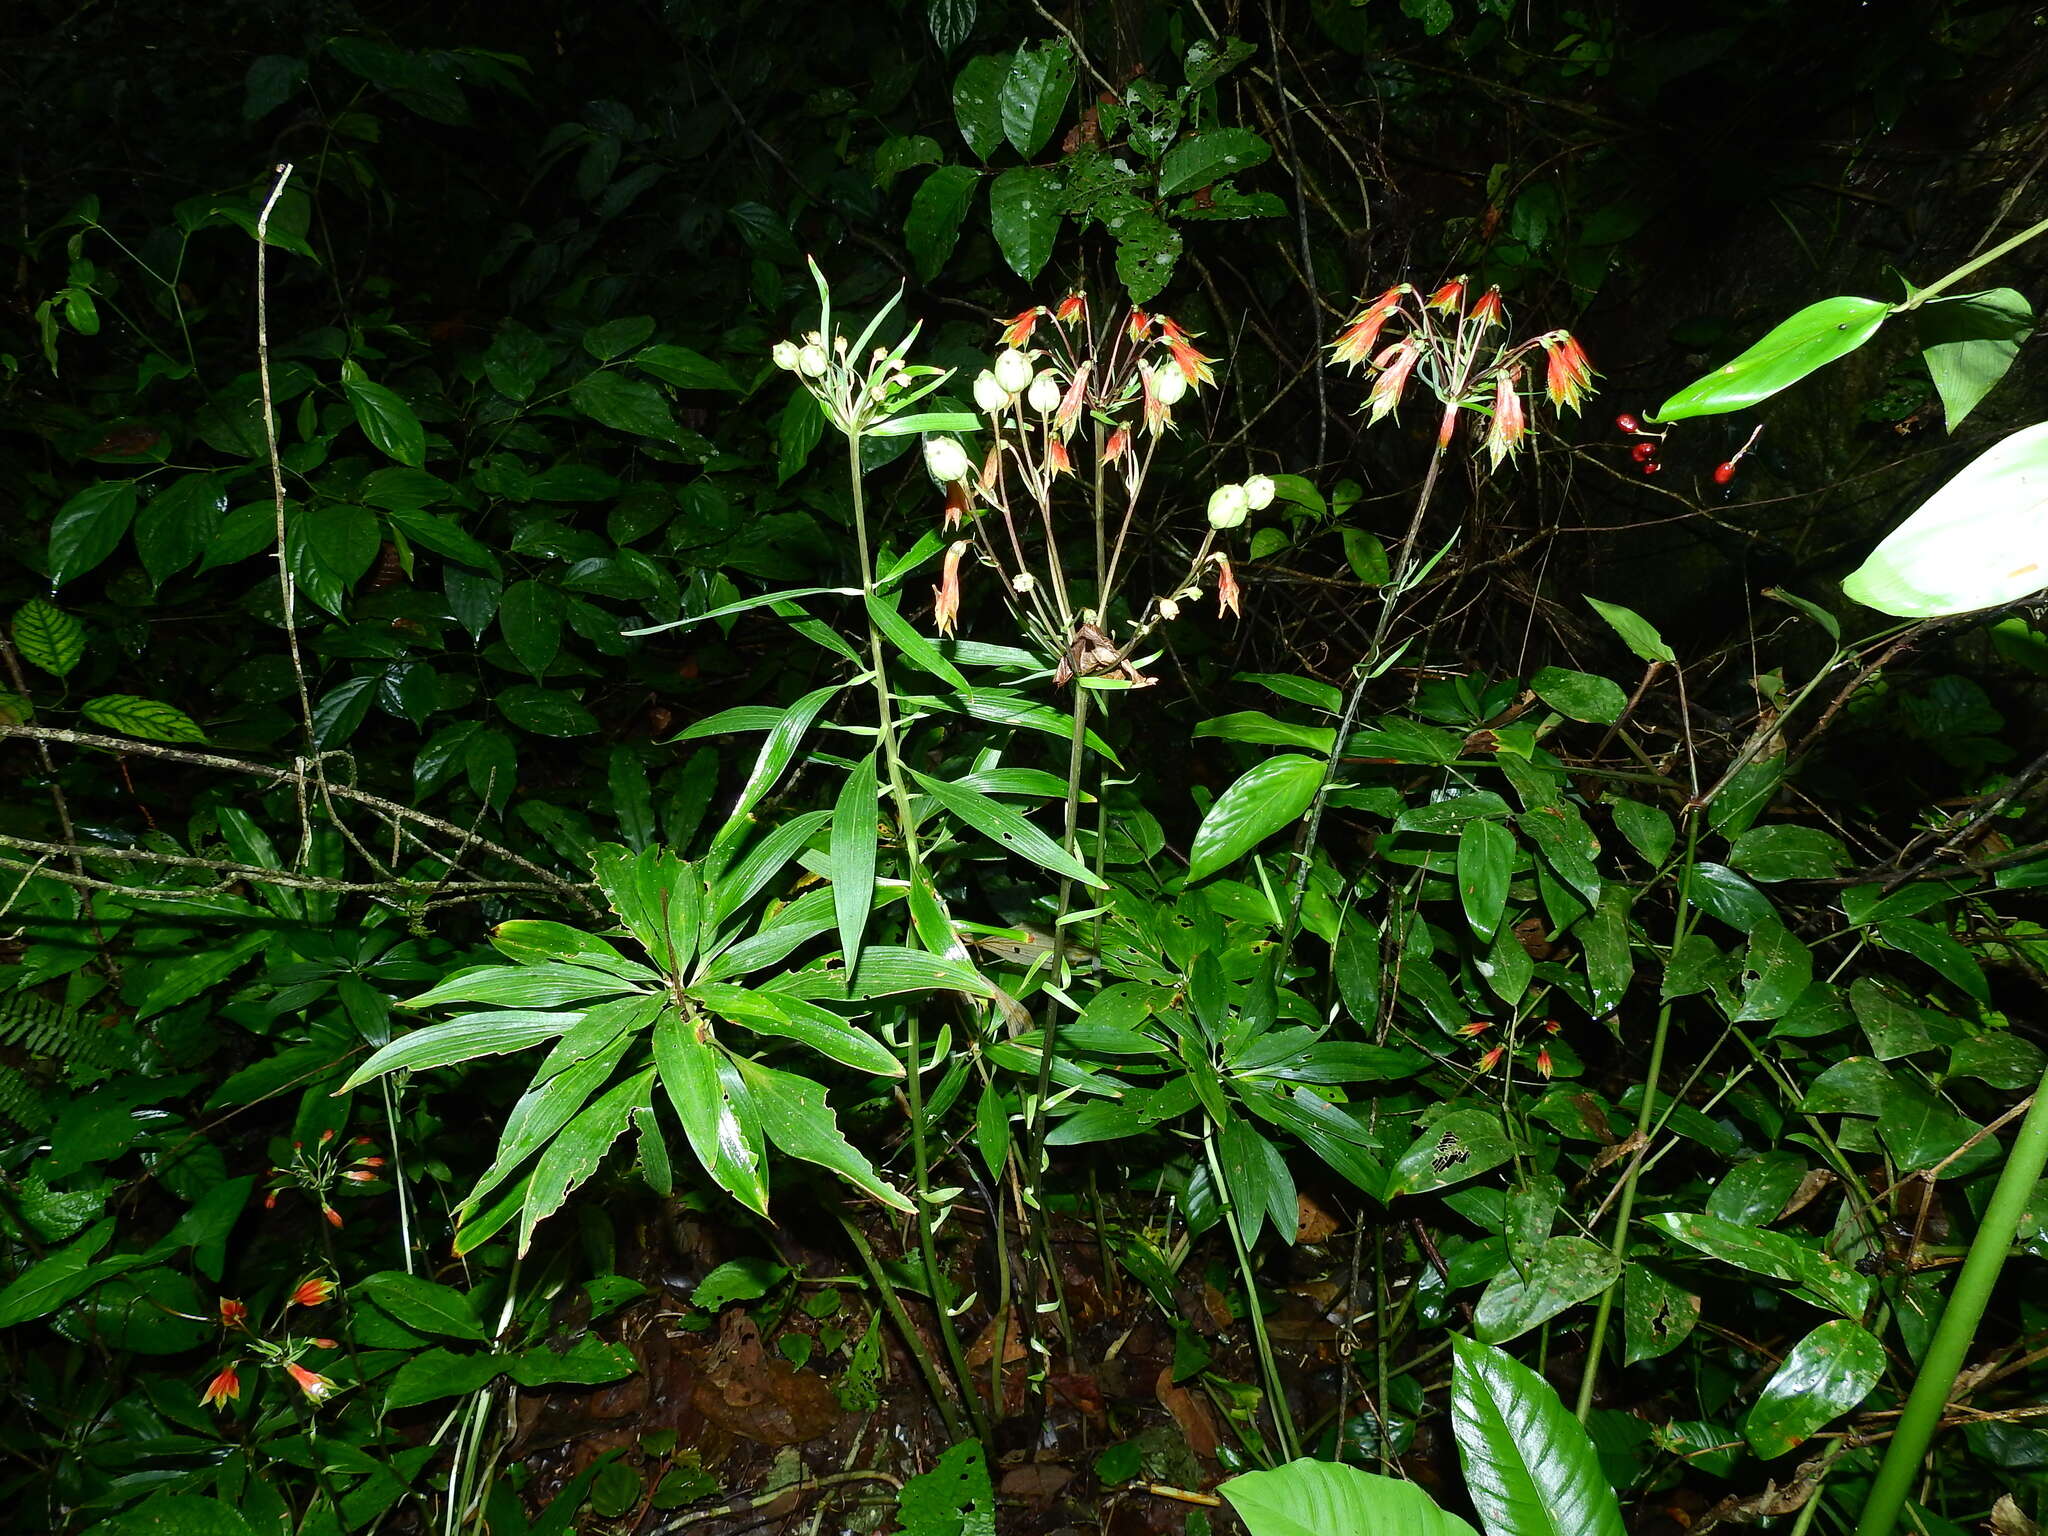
[1616, 413, 1759, 487]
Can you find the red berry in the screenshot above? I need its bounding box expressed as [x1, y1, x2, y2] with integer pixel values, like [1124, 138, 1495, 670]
[1630, 441, 1657, 464]
[1640, 460, 1663, 476]
[1614, 413, 1641, 434]
[1712, 461, 1737, 485]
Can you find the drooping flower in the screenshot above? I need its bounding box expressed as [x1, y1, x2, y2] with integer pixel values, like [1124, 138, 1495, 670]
[1426, 277, 1467, 313]
[1055, 292, 1087, 325]
[1330, 286, 1406, 368]
[1215, 556, 1240, 619]
[1243, 475, 1276, 512]
[321, 1205, 344, 1230]
[1156, 316, 1216, 391]
[1126, 309, 1153, 343]
[943, 482, 970, 531]
[343, 1168, 378, 1183]
[1469, 286, 1505, 327]
[219, 1298, 249, 1329]
[1026, 371, 1063, 415]
[999, 308, 1040, 348]
[973, 370, 1009, 415]
[1478, 1045, 1506, 1073]
[1541, 331, 1595, 414]
[1367, 339, 1421, 424]
[771, 340, 801, 371]
[1535, 1046, 1554, 1079]
[1140, 365, 1173, 436]
[1054, 362, 1091, 438]
[290, 1277, 336, 1309]
[1457, 1020, 1490, 1038]
[285, 1361, 336, 1404]
[1101, 425, 1132, 470]
[1486, 368, 1527, 469]
[933, 543, 966, 636]
[1045, 437, 1072, 479]
[201, 1365, 241, 1409]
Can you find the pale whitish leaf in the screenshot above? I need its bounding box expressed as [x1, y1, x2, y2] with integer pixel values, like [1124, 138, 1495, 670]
[1842, 421, 2048, 618]
[1451, 1335, 1627, 1536]
[912, 769, 1106, 887]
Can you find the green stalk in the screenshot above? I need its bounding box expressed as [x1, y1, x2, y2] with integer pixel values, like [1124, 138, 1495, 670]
[1576, 818, 1699, 1421]
[845, 430, 987, 1445]
[1853, 1064, 2048, 1536]
[834, 1206, 969, 1444]
[1203, 1123, 1300, 1461]
[1894, 214, 2048, 311]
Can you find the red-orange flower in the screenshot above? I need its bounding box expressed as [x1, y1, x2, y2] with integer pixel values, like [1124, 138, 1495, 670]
[201, 1365, 241, 1409]
[1140, 365, 1173, 436]
[1101, 425, 1132, 469]
[1055, 292, 1087, 325]
[1331, 286, 1406, 368]
[943, 481, 969, 531]
[933, 543, 966, 636]
[1156, 316, 1216, 391]
[999, 308, 1039, 348]
[1426, 277, 1466, 313]
[219, 1298, 249, 1329]
[1486, 368, 1527, 469]
[1126, 308, 1152, 343]
[1367, 339, 1421, 424]
[1054, 361, 1091, 438]
[1536, 1047, 1554, 1079]
[1478, 1045, 1506, 1073]
[1046, 436, 1072, 479]
[285, 1361, 336, 1403]
[1215, 556, 1240, 619]
[290, 1277, 335, 1308]
[1541, 331, 1595, 414]
[1470, 286, 1505, 327]
[1456, 1020, 1490, 1038]
[321, 1205, 343, 1230]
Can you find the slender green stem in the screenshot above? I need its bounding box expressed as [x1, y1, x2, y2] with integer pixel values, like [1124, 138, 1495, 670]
[1853, 1066, 2048, 1536]
[833, 1206, 968, 1443]
[1203, 1123, 1300, 1461]
[1576, 818, 1699, 1421]
[844, 431, 986, 1444]
[1894, 213, 2048, 310]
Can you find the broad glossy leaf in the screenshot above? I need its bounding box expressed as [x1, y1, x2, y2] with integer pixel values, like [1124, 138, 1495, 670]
[342, 1010, 580, 1088]
[499, 579, 565, 677]
[1000, 40, 1075, 158]
[653, 1015, 767, 1215]
[1742, 1320, 1884, 1459]
[1187, 754, 1323, 883]
[341, 377, 426, 466]
[1474, 1236, 1621, 1345]
[1732, 921, 1812, 1024]
[952, 52, 1010, 161]
[689, 982, 901, 1078]
[1530, 667, 1627, 725]
[1645, 1210, 1871, 1317]
[1651, 297, 1889, 422]
[1916, 288, 2032, 432]
[1222, 1459, 1479, 1536]
[905, 164, 980, 282]
[1584, 596, 1674, 664]
[1194, 711, 1336, 753]
[912, 769, 1105, 887]
[1842, 422, 2048, 617]
[633, 343, 741, 392]
[48, 481, 138, 588]
[1622, 1264, 1699, 1364]
[1726, 824, 1848, 882]
[358, 1270, 487, 1340]
[1458, 818, 1514, 943]
[990, 165, 1062, 280]
[495, 684, 598, 737]
[385, 1347, 504, 1408]
[1452, 1335, 1625, 1536]
[135, 474, 228, 584]
[81, 694, 206, 743]
[13, 600, 85, 677]
[1159, 127, 1273, 197]
[1387, 1109, 1515, 1197]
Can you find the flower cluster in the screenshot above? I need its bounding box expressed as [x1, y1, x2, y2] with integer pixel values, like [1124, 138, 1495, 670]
[1329, 277, 1595, 467]
[921, 291, 1265, 685]
[201, 1274, 341, 1410]
[262, 1129, 384, 1230]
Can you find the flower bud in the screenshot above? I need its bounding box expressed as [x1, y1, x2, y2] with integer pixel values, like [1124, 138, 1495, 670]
[1153, 360, 1188, 407]
[1207, 484, 1250, 529]
[771, 341, 801, 371]
[1026, 372, 1063, 414]
[1243, 474, 1276, 511]
[992, 349, 1034, 395]
[1158, 597, 1181, 621]
[1012, 572, 1036, 594]
[797, 343, 829, 378]
[972, 370, 1009, 414]
[924, 436, 973, 484]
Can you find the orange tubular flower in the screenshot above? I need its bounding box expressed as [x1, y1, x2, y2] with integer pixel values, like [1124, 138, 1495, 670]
[1140, 365, 1172, 436]
[321, 1205, 343, 1230]
[1456, 1020, 1490, 1038]
[1542, 331, 1595, 413]
[1470, 286, 1505, 327]
[1330, 286, 1406, 368]
[1486, 368, 1527, 469]
[343, 1168, 377, 1183]
[290, 1277, 336, 1308]
[1101, 425, 1132, 469]
[1478, 1045, 1506, 1073]
[285, 1362, 337, 1403]
[1215, 556, 1240, 619]
[1046, 436, 1072, 478]
[933, 543, 965, 636]
[219, 1298, 249, 1329]
[1054, 361, 1091, 438]
[1536, 1047, 1554, 1079]
[201, 1365, 241, 1409]
[1426, 276, 1467, 313]
[1367, 339, 1421, 424]
[999, 308, 1040, 348]
[943, 481, 969, 531]
[1126, 308, 1152, 343]
[1156, 316, 1217, 391]
[1055, 292, 1087, 325]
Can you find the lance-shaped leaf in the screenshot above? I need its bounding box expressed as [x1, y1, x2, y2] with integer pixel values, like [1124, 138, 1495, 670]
[911, 768, 1105, 887]
[1450, 1335, 1627, 1536]
[1841, 420, 2048, 618]
[1651, 297, 1889, 422]
[1222, 1459, 1479, 1536]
